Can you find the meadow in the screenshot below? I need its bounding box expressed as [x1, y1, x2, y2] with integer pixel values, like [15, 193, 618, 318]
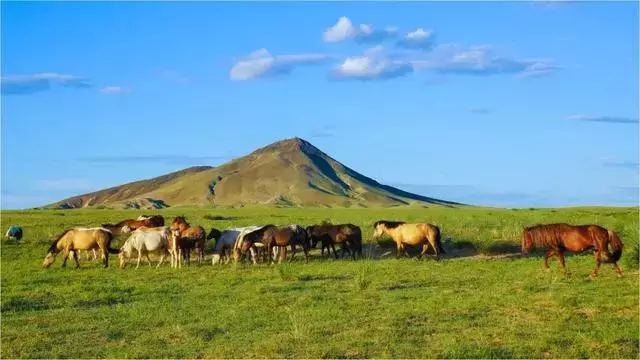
[1, 206, 638, 358]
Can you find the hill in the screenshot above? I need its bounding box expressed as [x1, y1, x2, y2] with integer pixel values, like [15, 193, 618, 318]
[45, 137, 461, 209]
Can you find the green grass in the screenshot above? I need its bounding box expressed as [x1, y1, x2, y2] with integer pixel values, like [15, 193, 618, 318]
[1, 206, 638, 358]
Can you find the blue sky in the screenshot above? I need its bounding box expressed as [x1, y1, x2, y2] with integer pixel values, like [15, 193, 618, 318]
[1, 1, 638, 209]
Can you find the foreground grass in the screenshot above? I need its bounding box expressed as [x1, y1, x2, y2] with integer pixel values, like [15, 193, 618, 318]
[1, 206, 638, 358]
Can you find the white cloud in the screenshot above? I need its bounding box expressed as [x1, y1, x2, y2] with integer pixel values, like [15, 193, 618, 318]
[323, 16, 398, 43]
[100, 86, 131, 94]
[332, 47, 413, 81]
[323, 17, 356, 43]
[410, 44, 561, 77]
[397, 28, 435, 50]
[230, 49, 331, 81]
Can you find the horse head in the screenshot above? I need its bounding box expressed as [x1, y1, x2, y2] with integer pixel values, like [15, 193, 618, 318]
[207, 228, 222, 241]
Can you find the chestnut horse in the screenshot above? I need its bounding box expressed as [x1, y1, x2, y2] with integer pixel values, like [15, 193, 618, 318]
[170, 216, 206, 266]
[521, 223, 624, 277]
[102, 215, 164, 236]
[306, 223, 362, 260]
[42, 227, 118, 268]
[234, 225, 276, 264]
[372, 220, 444, 260]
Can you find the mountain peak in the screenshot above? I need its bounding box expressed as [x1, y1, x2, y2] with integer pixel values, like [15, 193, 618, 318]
[46, 137, 461, 209]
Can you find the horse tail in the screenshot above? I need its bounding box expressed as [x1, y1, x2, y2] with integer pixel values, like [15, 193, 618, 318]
[605, 230, 624, 263]
[101, 228, 120, 254]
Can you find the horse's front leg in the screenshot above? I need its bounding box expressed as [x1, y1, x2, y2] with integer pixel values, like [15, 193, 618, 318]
[289, 244, 297, 262]
[279, 246, 287, 264]
[62, 248, 71, 267]
[331, 243, 338, 259]
[136, 249, 143, 269]
[72, 250, 80, 268]
[543, 249, 555, 269]
[145, 250, 153, 268]
[591, 250, 601, 278]
[303, 245, 310, 264]
[157, 250, 166, 268]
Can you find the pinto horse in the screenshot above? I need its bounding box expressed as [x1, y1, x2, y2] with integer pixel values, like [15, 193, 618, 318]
[170, 216, 206, 266]
[102, 215, 164, 236]
[372, 220, 444, 260]
[521, 223, 624, 277]
[234, 225, 276, 264]
[306, 223, 362, 260]
[42, 227, 118, 268]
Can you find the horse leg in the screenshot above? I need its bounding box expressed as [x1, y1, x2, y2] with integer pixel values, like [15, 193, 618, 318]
[145, 250, 153, 268]
[303, 245, 310, 264]
[72, 251, 80, 269]
[613, 263, 623, 277]
[591, 251, 602, 277]
[136, 249, 142, 269]
[92, 249, 98, 261]
[557, 251, 568, 275]
[331, 243, 338, 259]
[62, 248, 71, 267]
[157, 250, 166, 268]
[289, 244, 297, 262]
[279, 247, 287, 264]
[543, 249, 554, 269]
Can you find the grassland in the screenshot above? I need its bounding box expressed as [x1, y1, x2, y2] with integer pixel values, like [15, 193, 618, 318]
[1, 206, 638, 358]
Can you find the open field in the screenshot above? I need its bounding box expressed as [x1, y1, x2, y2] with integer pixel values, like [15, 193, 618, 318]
[1, 206, 638, 358]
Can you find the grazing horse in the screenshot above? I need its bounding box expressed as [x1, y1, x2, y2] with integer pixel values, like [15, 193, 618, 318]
[306, 223, 362, 260]
[170, 216, 206, 266]
[521, 223, 624, 277]
[118, 226, 171, 269]
[5, 226, 23, 241]
[372, 221, 444, 260]
[102, 215, 164, 236]
[262, 225, 312, 264]
[233, 225, 276, 264]
[208, 226, 262, 265]
[42, 227, 118, 268]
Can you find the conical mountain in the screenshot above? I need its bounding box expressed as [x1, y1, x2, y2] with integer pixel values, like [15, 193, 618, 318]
[46, 137, 461, 209]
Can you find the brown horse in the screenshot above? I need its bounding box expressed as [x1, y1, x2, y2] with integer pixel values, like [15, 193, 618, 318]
[372, 220, 444, 260]
[521, 223, 624, 277]
[170, 216, 206, 265]
[306, 223, 362, 260]
[102, 215, 164, 236]
[42, 227, 119, 268]
[258, 225, 311, 264]
[234, 225, 276, 264]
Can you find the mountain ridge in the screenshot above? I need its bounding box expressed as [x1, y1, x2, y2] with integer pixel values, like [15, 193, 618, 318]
[45, 137, 462, 209]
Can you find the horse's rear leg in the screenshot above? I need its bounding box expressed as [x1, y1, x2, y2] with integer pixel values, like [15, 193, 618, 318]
[136, 249, 143, 269]
[543, 249, 554, 269]
[613, 263, 623, 277]
[289, 244, 297, 262]
[557, 251, 568, 274]
[145, 250, 153, 268]
[62, 248, 71, 267]
[331, 243, 338, 259]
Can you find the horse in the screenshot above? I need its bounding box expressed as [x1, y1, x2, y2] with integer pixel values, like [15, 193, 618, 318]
[521, 223, 624, 277]
[208, 226, 261, 265]
[102, 215, 164, 236]
[233, 225, 276, 264]
[5, 226, 23, 241]
[42, 227, 118, 268]
[170, 216, 206, 266]
[306, 223, 362, 260]
[262, 225, 311, 264]
[118, 226, 171, 269]
[372, 220, 444, 260]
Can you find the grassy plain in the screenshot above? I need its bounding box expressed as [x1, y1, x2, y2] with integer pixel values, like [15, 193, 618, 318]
[1, 206, 638, 358]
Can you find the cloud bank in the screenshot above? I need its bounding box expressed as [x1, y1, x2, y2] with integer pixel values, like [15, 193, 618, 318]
[568, 115, 639, 124]
[230, 49, 331, 81]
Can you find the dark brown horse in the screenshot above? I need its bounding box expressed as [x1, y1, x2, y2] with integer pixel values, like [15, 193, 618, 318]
[170, 216, 206, 265]
[521, 223, 624, 277]
[306, 223, 362, 260]
[102, 215, 164, 236]
[260, 225, 311, 264]
[234, 225, 276, 264]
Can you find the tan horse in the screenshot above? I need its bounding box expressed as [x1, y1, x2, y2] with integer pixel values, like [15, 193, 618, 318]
[42, 227, 118, 268]
[372, 220, 445, 260]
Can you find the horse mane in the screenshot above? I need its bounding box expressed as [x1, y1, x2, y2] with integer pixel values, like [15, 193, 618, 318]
[173, 216, 189, 225]
[373, 220, 406, 229]
[48, 229, 72, 252]
[524, 223, 572, 248]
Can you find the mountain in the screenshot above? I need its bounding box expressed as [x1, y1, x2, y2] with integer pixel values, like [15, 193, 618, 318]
[45, 137, 461, 209]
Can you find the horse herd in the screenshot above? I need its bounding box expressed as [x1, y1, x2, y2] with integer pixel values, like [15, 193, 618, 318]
[36, 214, 626, 277]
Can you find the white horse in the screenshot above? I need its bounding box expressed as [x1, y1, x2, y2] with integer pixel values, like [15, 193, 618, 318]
[118, 226, 171, 269]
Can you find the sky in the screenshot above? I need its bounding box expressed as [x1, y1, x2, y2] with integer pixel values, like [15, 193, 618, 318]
[1, 1, 638, 209]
